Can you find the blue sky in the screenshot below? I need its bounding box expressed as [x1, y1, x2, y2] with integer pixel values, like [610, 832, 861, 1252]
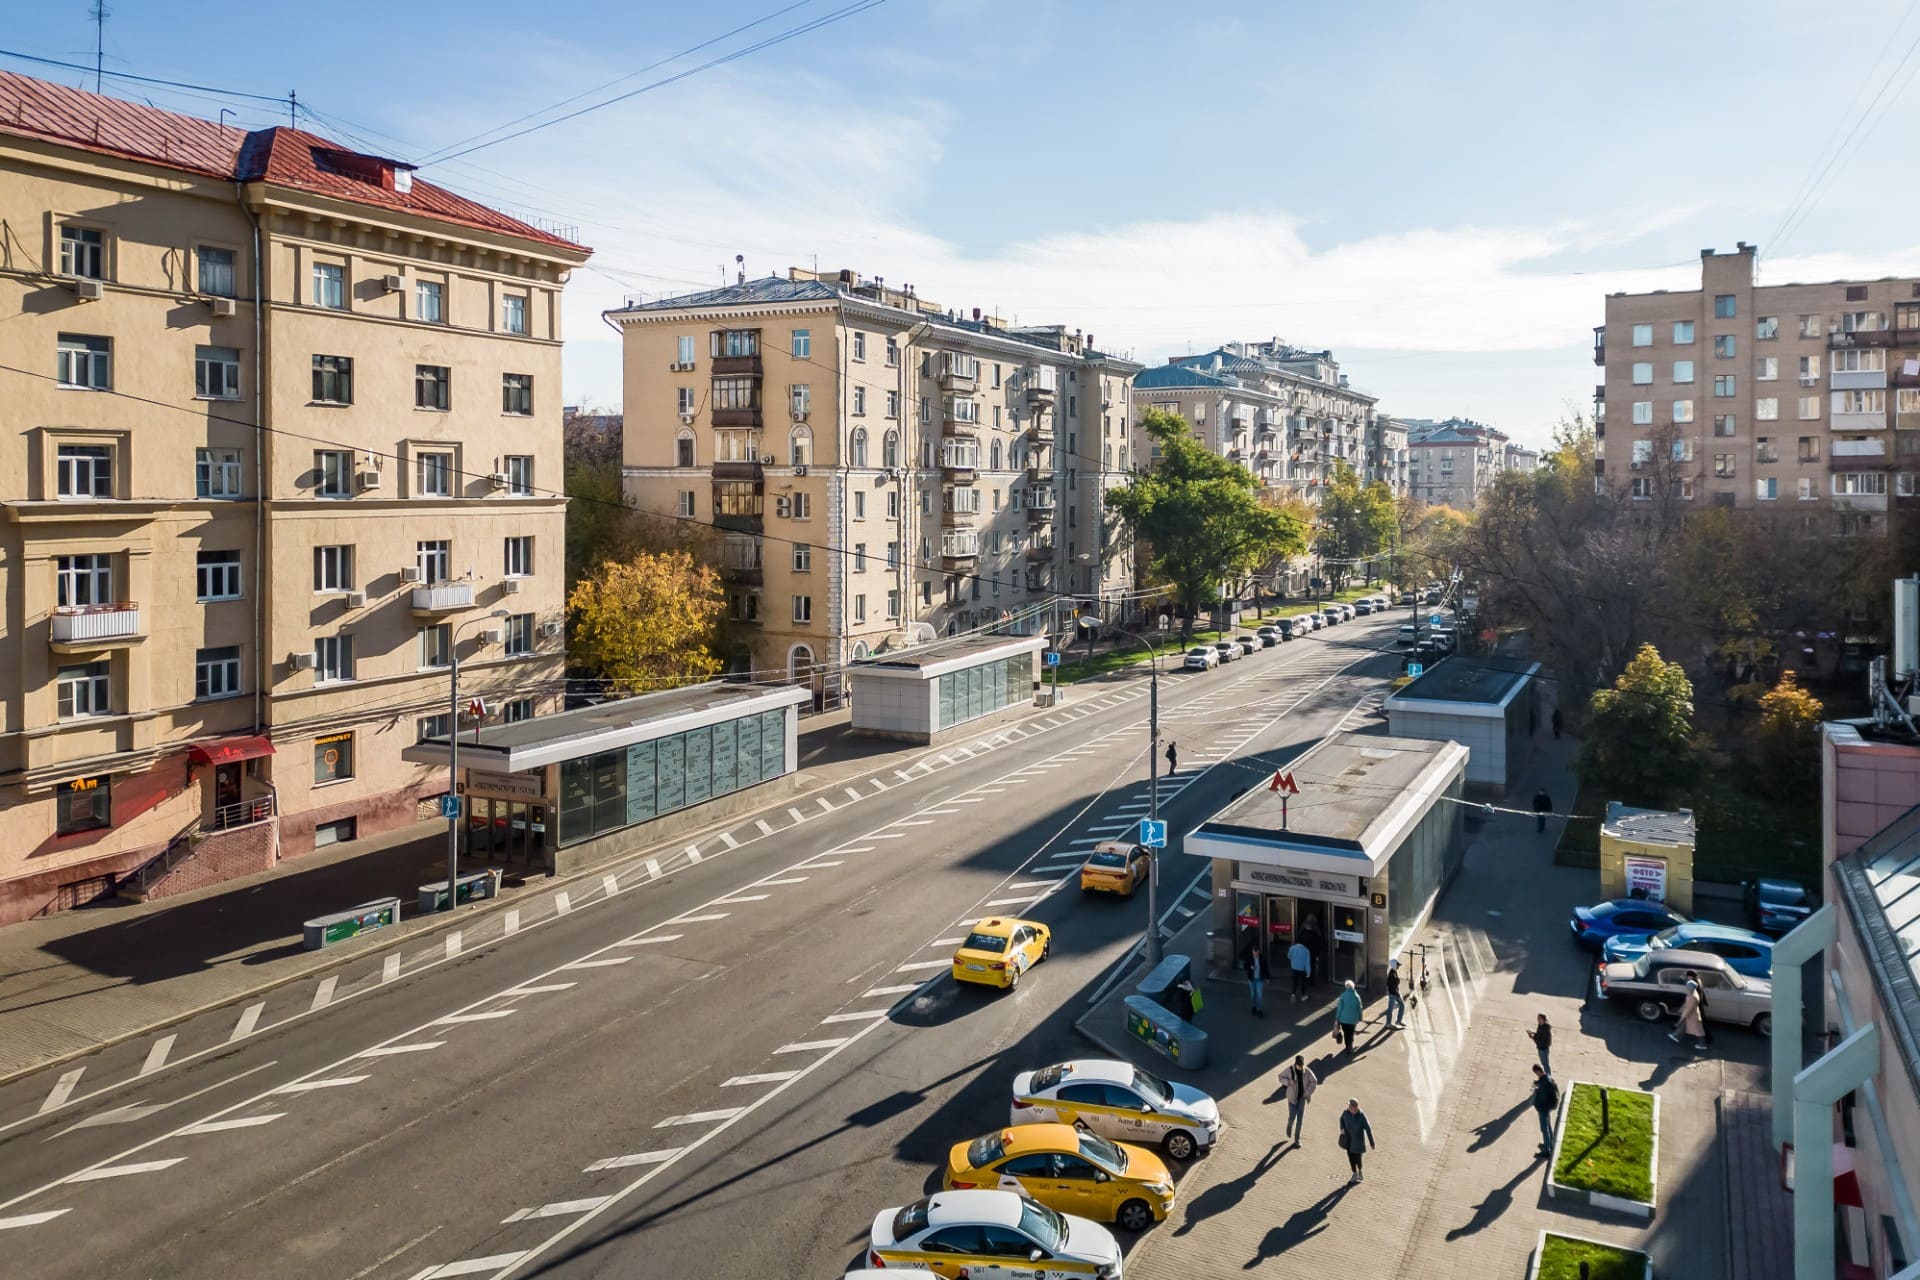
[13, 0, 1920, 444]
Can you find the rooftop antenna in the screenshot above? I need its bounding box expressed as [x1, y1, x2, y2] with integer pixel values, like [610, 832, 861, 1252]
[287, 89, 297, 128]
[735, 253, 745, 285]
[89, 0, 108, 93]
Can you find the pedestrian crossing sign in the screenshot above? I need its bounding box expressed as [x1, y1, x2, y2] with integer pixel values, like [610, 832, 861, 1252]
[1139, 819, 1167, 848]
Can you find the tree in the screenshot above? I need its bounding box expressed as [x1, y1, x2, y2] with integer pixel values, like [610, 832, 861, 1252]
[564, 452, 719, 591]
[1315, 463, 1397, 589]
[1753, 670, 1824, 788]
[567, 550, 725, 693]
[1106, 408, 1308, 639]
[1394, 498, 1469, 591]
[1577, 643, 1705, 808]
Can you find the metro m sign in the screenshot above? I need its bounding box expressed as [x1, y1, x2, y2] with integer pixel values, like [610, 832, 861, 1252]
[1269, 770, 1299, 794]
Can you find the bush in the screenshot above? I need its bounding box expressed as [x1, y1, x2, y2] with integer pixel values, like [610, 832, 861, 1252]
[1752, 671, 1823, 789]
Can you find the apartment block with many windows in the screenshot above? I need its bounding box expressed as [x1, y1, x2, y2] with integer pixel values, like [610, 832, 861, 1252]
[609, 269, 1138, 697]
[1596, 242, 1919, 534]
[0, 71, 589, 922]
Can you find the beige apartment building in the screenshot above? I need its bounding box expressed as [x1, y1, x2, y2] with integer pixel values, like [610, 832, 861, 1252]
[1596, 242, 1920, 533]
[0, 71, 588, 922]
[609, 269, 1138, 691]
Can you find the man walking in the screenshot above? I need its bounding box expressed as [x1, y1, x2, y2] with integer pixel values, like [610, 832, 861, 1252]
[1532, 787, 1553, 834]
[1339, 1098, 1376, 1183]
[1243, 942, 1267, 1018]
[1528, 1013, 1552, 1073]
[1384, 958, 1406, 1029]
[1279, 1054, 1317, 1144]
[1165, 740, 1178, 777]
[1335, 979, 1362, 1054]
[1530, 1064, 1560, 1157]
[1288, 936, 1311, 1002]
[1551, 706, 1564, 740]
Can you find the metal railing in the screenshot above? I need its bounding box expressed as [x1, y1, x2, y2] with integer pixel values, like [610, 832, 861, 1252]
[209, 794, 275, 831]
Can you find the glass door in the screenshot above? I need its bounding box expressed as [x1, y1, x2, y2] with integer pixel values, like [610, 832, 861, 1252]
[1263, 895, 1297, 974]
[1330, 901, 1368, 990]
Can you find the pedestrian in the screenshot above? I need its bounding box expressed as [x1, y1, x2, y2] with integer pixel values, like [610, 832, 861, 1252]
[1279, 1054, 1318, 1144]
[1288, 936, 1312, 1002]
[1384, 958, 1406, 1029]
[1335, 979, 1362, 1054]
[1298, 912, 1325, 980]
[1527, 1013, 1552, 1073]
[1242, 942, 1266, 1017]
[1165, 740, 1178, 777]
[1171, 973, 1201, 1022]
[1532, 787, 1553, 834]
[1530, 1063, 1560, 1157]
[1338, 1098, 1376, 1183]
[1668, 978, 1707, 1050]
[1550, 707, 1564, 740]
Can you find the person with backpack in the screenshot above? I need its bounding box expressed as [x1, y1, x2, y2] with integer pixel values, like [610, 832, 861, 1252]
[1530, 1064, 1560, 1157]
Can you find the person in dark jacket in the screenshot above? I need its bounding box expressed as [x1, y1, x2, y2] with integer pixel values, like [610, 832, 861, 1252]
[1165, 740, 1179, 776]
[1551, 707, 1564, 739]
[1528, 1013, 1552, 1073]
[1384, 958, 1406, 1029]
[1532, 788, 1553, 834]
[1530, 1064, 1560, 1156]
[1242, 944, 1267, 1017]
[1339, 1098, 1376, 1182]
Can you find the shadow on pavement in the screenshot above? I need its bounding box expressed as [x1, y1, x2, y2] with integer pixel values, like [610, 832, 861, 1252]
[1243, 1181, 1353, 1268]
[1444, 1153, 1544, 1241]
[1171, 1137, 1293, 1236]
[1465, 1095, 1533, 1153]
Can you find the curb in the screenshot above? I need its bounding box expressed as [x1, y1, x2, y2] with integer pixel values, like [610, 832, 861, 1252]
[1526, 1229, 1654, 1280]
[1545, 1080, 1660, 1220]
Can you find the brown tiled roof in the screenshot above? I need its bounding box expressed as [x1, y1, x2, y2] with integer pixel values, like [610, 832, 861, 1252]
[0, 71, 587, 255]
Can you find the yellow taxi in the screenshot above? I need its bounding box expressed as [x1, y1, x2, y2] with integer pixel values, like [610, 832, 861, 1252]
[944, 1123, 1175, 1232]
[951, 917, 1051, 991]
[1078, 841, 1149, 897]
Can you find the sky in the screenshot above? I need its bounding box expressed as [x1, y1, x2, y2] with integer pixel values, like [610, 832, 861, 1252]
[13, 0, 1920, 446]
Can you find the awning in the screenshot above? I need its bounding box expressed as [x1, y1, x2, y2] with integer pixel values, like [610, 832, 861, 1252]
[188, 735, 276, 767]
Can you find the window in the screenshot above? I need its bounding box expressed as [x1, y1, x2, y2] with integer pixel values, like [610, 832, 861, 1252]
[852, 331, 866, 361]
[1834, 389, 1886, 414]
[1842, 311, 1887, 334]
[1714, 453, 1736, 478]
[849, 427, 868, 468]
[1800, 355, 1822, 385]
[315, 450, 353, 498]
[853, 594, 866, 623]
[852, 490, 866, 519]
[1714, 375, 1736, 397]
[416, 540, 451, 584]
[1756, 397, 1779, 421]
[186, 345, 244, 402]
[677, 489, 694, 517]
[503, 698, 535, 724]
[789, 426, 812, 467]
[501, 294, 527, 335]
[792, 594, 812, 623]
[1709, 333, 1732, 358]
[504, 614, 533, 656]
[195, 447, 242, 498]
[1756, 476, 1778, 501]
[793, 543, 812, 572]
[1631, 400, 1653, 425]
[312, 262, 345, 309]
[416, 451, 453, 497]
[1798, 436, 1821, 462]
[504, 455, 533, 495]
[313, 544, 354, 592]
[790, 383, 812, 420]
[1753, 355, 1779, 383]
[195, 646, 241, 700]
[1832, 348, 1886, 373]
[503, 373, 533, 415]
[312, 816, 356, 846]
[313, 731, 354, 782]
[1834, 472, 1889, 496]
[1801, 395, 1824, 420]
[1800, 476, 1819, 501]
[1632, 362, 1653, 385]
[57, 662, 110, 719]
[1673, 360, 1695, 384]
[886, 490, 899, 520]
[886, 541, 900, 569]
[711, 376, 756, 412]
[60, 225, 104, 278]
[791, 329, 810, 358]
[1847, 285, 1870, 302]
[1713, 415, 1736, 437]
[1714, 294, 1736, 318]
[1631, 323, 1653, 347]
[713, 329, 759, 359]
[1756, 436, 1778, 463]
[57, 334, 110, 389]
[56, 554, 111, 607]
[56, 774, 110, 834]
[311, 354, 353, 403]
[852, 386, 866, 416]
[1673, 321, 1695, 344]
[885, 336, 898, 366]
[1671, 436, 1695, 462]
[1799, 314, 1824, 338]
[417, 713, 452, 742]
[416, 279, 444, 323]
[1756, 316, 1779, 340]
[56, 444, 112, 498]
[792, 492, 811, 519]
[192, 246, 238, 299]
[675, 431, 696, 467]
[1671, 477, 1696, 500]
[196, 550, 242, 601]
[1672, 400, 1694, 423]
[883, 430, 900, 468]
[504, 536, 532, 577]
[886, 588, 901, 619]
[415, 364, 450, 410]
[713, 482, 759, 518]
[417, 624, 451, 670]
[886, 390, 899, 419]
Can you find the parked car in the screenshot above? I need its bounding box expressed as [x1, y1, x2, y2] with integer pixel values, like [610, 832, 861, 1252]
[1396, 624, 1419, 648]
[1596, 949, 1773, 1037]
[1275, 619, 1299, 640]
[1234, 635, 1259, 656]
[1211, 640, 1238, 663]
[1429, 626, 1458, 652]
[1183, 646, 1218, 671]
[1256, 625, 1282, 646]
[1319, 608, 1342, 628]
[1338, 603, 1356, 621]
[1601, 921, 1775, 978]
[1353, 599, 1374, 616]
[866, 1192, 1123, 1278]
[1569, 897, 1691, 951]
[1744, 878, 1815, 936]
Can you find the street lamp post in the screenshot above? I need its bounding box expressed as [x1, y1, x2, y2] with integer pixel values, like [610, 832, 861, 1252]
[445, 608, 511, 912]
[1081, 617, 1164, 966]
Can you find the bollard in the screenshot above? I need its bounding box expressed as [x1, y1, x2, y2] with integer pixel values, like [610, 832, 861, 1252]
[1600, 1086, 1610, 1135]
[1580, 1262, 1590, 1280]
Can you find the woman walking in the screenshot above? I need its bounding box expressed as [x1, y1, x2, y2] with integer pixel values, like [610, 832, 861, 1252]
[1338, 1098, 1376, 1183]
[1334, 979, 1362, 1054]
[1669, 978, 1707, 1050]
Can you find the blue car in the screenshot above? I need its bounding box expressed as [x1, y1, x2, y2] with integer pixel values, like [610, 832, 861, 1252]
[1568, 898, 1690, 952]
[1601, 921, 1775, 978]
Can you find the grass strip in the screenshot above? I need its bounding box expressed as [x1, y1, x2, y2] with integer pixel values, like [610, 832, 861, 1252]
[1554, 1082, 1655, 1203]
[1536, 1233, 1648, 1280]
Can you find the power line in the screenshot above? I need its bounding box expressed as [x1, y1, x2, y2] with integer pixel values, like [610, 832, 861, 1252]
[0, 46, 292, 105]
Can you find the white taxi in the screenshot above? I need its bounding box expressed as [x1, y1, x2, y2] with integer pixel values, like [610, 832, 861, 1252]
[1010, 1059, 1220, 1161]
[865, 1189, 1122, 1278]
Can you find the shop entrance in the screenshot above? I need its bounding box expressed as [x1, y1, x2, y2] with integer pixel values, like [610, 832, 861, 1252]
[1329, 901, 1369, 989]
[466, 798, 550, 870]
[1233, 891, 1343, 985]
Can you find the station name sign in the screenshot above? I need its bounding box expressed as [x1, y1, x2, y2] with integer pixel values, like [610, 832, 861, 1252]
[1232, 863, 1363, 903]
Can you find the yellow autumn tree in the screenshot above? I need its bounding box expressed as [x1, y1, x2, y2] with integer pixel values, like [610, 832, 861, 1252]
[567, 550, 724, 693]
[1754, 670, 1824, 788]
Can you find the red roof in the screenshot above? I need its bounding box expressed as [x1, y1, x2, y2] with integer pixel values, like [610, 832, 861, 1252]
[0, 71, 587, 255]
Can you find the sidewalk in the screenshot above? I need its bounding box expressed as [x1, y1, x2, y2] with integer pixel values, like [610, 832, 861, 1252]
[1078, 732, 1766, 1279]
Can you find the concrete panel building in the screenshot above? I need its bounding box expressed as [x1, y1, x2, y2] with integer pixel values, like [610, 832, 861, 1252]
[1382, 655, 1539, 795]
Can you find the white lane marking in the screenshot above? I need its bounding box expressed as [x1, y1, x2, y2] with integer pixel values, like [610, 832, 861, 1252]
[865, 984, 923, 997]
[644, 857, 662, 881]
[503, 909, 520, 937]
[1187, 885, 1211, 902]
[893, 819, 934, 827]
[756, 877, 808, 887]
[756, 819, 775, 836]
[0, 1210, 69, 1230]
[612, 936, 680, 948]
[503, 1196, 611, 1223]
[51, 1101, 168, 1136]
[685, 844, 704, 864]
[836, 846, 874, 854]
[554, 891, 572, 915]
[715, 893, 769, 904]
[1175, 906, 1196, 919]
[230, 1001, 267, 1041]
[984, 894, 1048, 908]
[870, 777, 889, 791]
[436, 1010, 518, 1023]
[138, 1036, 177, 1077]
[949, 797, 988, 803]
[66, 1158, 186, 1182]
[720, 1072, 801, 1087]
[561, 957, 632, 970]
[655, 1108, 744, 1128]
[817, 797, 835, 814]
[799, 860, 844, 870]
[310, 976, 339, 1012]
[870, 833, 906, 840]
[924, 807, 960, 815]
[776, 1039, 848, 1054]
[673, 912, 730, 924]
[821, 1010, 889, 1024]
[973, 787, 1007, 794]
[358, 1042, 446, 1057]
[718, 832, 740, 850]
[893, 770, 914, 782]
[584, 1149, 681, 1172]
[407, 1253, 529, 1279]
[507, 985, 578, 997]
[930, 937, 966, 947]
[602, 874, 620, 897]
[896, 959, 953, 972]
[445, 932, 463, 960]
[844, 787, 864, 803]
[179, 1113, 284, 1134]
[787, 807, 807, 824]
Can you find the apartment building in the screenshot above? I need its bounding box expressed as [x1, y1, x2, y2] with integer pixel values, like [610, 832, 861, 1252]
[1405, 418, 1512, 509]
[1596, 242, 1920, 534]
[608, 269, 1138, 691]
[1370, 415, 1412, 492]
[0, 72, 588, 922]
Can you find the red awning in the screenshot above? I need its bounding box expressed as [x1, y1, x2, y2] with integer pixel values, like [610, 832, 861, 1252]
[188, 735, 276, 767]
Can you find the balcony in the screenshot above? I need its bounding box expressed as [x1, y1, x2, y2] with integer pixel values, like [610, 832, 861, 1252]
[1593, 330, 1606, 366]
[50, 602, 142, 651]
[711, 460, 764, 481]
[941, 533, 980, 569]
[711, 404, 763, 428]
[710, 353, 762, 376]
[1830, 329, 1894, 349]
[942, 502, 979, 528]
[1024, 366, 1057, 402]
[1894, 360, 1920, 388]
[1027, 421, 1054, 446]
[1831, 490, 1890, 513]
[1024, 461, 1050, 485]
[1025, 541, 1054, 561]
[1832, 410, 1888, 433]
[936, 354, 978, 391]
[939, 437, 979, 479]
[208, 793, 275, 832]
[1594, 383, 1605, 402]
[1025, 499, 1055, 524]
[1829, 439, 1890, 467]
[943, 399, 982, 432]
[411, 582, 475, 615]
[1832, 369, 1888, 391]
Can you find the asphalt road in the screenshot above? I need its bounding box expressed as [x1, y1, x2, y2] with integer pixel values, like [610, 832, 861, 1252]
[0, 618, 1403, 1278]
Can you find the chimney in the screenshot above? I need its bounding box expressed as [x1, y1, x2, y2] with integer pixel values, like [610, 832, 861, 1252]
[972, 307, 981, 322]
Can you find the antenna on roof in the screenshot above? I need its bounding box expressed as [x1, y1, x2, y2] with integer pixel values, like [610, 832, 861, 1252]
[735, 253, 745, 286]
[288, 89, 297, 128]
[90, 0, 109, 94]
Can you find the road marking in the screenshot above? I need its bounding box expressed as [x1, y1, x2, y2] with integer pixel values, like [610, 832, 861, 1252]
[896, 959, 953, 972]
[584, 1150, 680, 1172]
[931, 937, 966, 947]
[435, 1010, 517, 1023]
[310, 976, 339, 1012]
[924, 807, 959, 815]
[445, 932, 463, 960]
[407, 1254, 529, 1279]
[974, 787, 1007, 794]
[871, 778, 889, 791]
[894, 819, 934, 827]
[358, 1042, 446, 1057]
[230, 1001, 266, 1041]
[798, 860, 843, 869]
[655, 1108, 744, 1127]
[503, 1196, 611, 1223]
[644, 858, 662, 880]
[382, 953, 404, 983]
[821, 1010, 888, 1024]
[685, 844, 704, 863]
[985, 894, 1047, 908]
[503, 909, 520, 937]
[817, 797, 835, 814]
[138, 1035, 177, 1077]
[756, 819, 775, 836]
[179, 1113, 284, 1134]
[602, 874, 620, 897]
[561, 957, 631, 970]
[66, 1158, 186, 1182]
[717, 831, 740, 850]
[864, 984, 923, 997]
[870, 833, 906, 840]
[949, 796, 988, 803]
[1175, 906, 1196, 918]
[612, 936, 680, 948]
[0, 1210, 68, 1231]
[756, 877, 808, 886]
[555, 891, 572, 914]
[776, 1039, 848, 1053]
[720, 1072, 801, 1087]
[714, 894, 768, 905]
[893, 770, 914, 782]
[673, 912, 730, 924]
[787, 807, 807, 824]
[836, 846, 874, 854]
[844, 787, 864, 802]
[53, 1101, 169, 1135]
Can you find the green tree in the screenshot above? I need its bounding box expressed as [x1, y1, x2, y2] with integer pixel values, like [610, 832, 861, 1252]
[1106, 408, 1307, 639]
[567, 550, 725, 693]
[1577, 643, 1704, 808]
[1316, 463, 1398, 588]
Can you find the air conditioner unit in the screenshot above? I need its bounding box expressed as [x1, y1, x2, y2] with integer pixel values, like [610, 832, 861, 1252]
[679, 413, 695, 425]
[489, 472, 511, 489]
[345, 591, 367, 609]
[792, 406, 809, 422]
[400, 566, 422, 583]
[501, 578, 522, 594]
[71, 278, 104, 301]
[794, 465, 808, 477]
[209, 296, 237, 317]
[289, 652, 316, 670]
[760, 453, 776, 465]
[775, 496, 792, 518]
[539, 618, 563, 638]
[480, 628, 503, 645]
[381, 273, 405, 293]
[357, 470, 382, 490]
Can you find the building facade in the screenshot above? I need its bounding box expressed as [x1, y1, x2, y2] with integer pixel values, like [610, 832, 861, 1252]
[609, 270, 1138, 692]
[1369, 415, 1412, 492]
[1596, 242, 1919, 534]
[1405, 418, 1512, 509]
[0, 72, 588, 921]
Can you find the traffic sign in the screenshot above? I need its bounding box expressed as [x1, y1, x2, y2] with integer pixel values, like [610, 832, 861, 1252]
[1138, 819, 1167, 848]
[1043, 651, 1061, 667]
[1408, 662, 1424, 678]
[1428, 614, 1443, 626]
[439, 794, 462, 819]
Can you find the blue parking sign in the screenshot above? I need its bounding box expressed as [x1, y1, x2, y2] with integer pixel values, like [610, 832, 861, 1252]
[1043, 651, 1061, 667]
[1139, 819, 1167, 848]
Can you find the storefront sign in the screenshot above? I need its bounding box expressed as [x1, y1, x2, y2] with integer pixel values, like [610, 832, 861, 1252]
[465, 769, 546, 802]
[1624, 854, 1668, 902]
[1232, 863, 1364, 903]
[1334, 929, 1365, 944]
